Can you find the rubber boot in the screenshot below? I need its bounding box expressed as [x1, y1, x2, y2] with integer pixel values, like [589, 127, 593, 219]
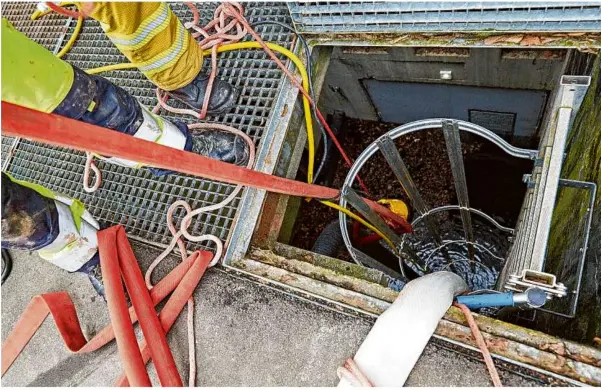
[1, 172, 105, 297]
[167, 72, 239, 115]
[53, 66, 249, 170]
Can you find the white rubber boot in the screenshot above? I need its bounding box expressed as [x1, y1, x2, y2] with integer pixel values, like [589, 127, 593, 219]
[37, 195, 99, 272]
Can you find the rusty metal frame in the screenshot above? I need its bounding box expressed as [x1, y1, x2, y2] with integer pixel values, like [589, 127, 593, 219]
[304, 31, 601, 51]
[230, 244, 601, 386]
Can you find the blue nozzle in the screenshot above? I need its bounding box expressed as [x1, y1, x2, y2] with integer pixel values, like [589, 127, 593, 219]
[456, 288, 547, 310]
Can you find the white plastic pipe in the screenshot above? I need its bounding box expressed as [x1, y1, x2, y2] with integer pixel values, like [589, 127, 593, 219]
[338, 271, 467, 387]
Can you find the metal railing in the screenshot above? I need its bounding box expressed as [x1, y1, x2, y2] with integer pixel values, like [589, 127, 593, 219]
[338, 119, 535, 282]
[499, 75, 594, 306]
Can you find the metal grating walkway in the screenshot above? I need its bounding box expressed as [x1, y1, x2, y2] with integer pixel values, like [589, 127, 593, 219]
[1, 2, 295, 253]
[288, 1, 601, 33]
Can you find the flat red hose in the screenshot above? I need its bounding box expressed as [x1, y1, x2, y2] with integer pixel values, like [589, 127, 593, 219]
[98, 227, 153, 386]
[45, 2, 84, 18]
[1, 102, 412, 233]
[1, 225, 214, 386]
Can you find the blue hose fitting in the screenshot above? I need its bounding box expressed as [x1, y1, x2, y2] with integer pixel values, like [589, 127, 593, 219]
[456, 288, 547, 310]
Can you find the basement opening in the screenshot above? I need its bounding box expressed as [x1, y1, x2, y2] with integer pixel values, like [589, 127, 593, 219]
[271, 46, 599, 345]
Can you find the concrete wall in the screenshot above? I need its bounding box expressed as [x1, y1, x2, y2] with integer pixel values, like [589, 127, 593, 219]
[318, 47, 566, 145]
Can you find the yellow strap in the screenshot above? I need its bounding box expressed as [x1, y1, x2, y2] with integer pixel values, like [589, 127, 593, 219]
[38, 239, 80, 259]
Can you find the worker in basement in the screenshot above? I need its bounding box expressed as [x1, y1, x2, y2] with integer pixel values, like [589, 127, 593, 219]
[0, 2, 251, 293]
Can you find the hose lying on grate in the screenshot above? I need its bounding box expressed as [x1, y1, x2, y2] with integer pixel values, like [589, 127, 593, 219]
[60, 0, 414, 286]
[44, 1, 84, 19]
[81, 4, 368, 193]
[38, 2, 363, 194]
[81, 17, 389, 237]
[81, 5, 405, 249]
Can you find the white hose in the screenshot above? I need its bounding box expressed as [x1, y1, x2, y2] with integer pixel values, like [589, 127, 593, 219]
[338, 271, 467, 387]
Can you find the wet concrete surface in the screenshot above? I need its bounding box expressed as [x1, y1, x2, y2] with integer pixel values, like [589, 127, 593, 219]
[1, 242, 542, 386]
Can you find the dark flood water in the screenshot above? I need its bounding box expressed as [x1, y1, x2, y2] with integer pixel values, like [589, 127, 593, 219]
[394, 136, 532, 291]
[401, 213, 512, 291]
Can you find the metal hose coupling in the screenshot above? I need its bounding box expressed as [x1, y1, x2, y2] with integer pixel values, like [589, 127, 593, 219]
[456, 287, 547, 310]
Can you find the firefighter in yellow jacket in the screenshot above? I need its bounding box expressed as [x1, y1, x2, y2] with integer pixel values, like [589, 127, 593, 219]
[88, 1, 237, 111]
[1, 2, 248, 292]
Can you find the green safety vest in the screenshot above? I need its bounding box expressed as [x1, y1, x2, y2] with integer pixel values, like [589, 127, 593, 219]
[1, 18, 74, 113]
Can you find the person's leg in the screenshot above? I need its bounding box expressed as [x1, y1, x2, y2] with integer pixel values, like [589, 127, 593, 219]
[1, 18, 249, 168]
[1, 172, 105, 296]
[1, 173, 59, 252]
[87, 2, 238, 113]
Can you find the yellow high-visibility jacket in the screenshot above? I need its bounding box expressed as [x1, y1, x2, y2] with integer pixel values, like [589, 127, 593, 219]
[86, 2, 203, 91]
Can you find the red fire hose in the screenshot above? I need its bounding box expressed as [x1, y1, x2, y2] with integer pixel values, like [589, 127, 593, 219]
[1, 102, 412, 233]
[0, 102, 412, 385]
[1, 226, 213, 386]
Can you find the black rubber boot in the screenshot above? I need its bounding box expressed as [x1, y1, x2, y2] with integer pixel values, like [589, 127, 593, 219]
[191, 129, 250, 166]
[1, 172, 59, 251]
[167, 72, 238, 115]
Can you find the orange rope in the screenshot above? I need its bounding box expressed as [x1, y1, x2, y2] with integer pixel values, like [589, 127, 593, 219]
[455, 303, 503, 387]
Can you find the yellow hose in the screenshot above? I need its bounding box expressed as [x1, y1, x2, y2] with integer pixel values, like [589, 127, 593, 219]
[32, 2, 81, 59]
[85, 42, 396, 246]
[85, 63, 138, 74]
[86, 42, 316, 184]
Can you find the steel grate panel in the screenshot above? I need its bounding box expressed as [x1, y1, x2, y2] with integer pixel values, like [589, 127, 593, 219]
[288, 1, 601, 33]
[2, 2, 295, 252]
[1, 2, 71, 51]
[1, 136, 16, 169]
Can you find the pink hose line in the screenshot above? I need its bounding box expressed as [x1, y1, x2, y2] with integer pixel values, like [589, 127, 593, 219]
[143, 122, 255, 386]
[337, 358, 374, 387]
[83, 152, 101, 193]
[455, 303, 503, 387]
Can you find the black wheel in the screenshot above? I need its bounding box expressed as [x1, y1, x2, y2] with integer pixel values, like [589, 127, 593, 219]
[2, 249, 12, 284]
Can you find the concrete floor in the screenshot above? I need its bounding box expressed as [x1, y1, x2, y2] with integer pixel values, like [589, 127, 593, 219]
[1, 242, 543, 387]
